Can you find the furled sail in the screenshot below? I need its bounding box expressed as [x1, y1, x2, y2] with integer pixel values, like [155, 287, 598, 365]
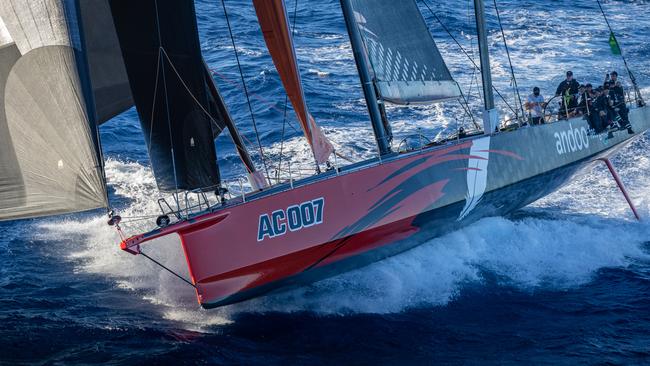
[253, 0, 333, 164]
[347, 0, 461, 104]
[109, 0, 221, 191]
[0, 1, 107, 221]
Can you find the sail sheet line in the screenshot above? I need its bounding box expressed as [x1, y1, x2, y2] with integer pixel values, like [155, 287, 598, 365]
[596, 0, 645, 106]
[147, 46, 162, 156]
[493, 0, 524, 119]
[209, 64, 322, 173]
[195, 69, 265, 167]
[160, 47, 224, 135]
[419, 0, 518, 117]
[152, 0, 181, 196]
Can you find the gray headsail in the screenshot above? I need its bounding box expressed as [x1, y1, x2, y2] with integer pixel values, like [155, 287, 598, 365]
[347, 0, 461, 104]
[0, 1, 107, 221]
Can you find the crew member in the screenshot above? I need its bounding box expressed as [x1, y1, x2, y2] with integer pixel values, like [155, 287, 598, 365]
[579, 84, 595, 129]
[592, 86, 609, 133]
[525, 87, 546, 125]
[608, 71, 633, 133]
[555, 70, 580, 119]
[603, 70, 617, 88]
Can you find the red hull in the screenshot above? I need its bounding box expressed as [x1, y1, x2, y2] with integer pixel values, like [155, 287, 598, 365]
[122, 141, 475, 307]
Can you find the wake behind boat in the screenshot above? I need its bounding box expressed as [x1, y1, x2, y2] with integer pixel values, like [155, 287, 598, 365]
[0, 0, 647, 309]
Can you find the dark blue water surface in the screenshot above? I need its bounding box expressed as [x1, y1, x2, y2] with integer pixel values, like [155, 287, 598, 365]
[2, 0, 650, 364]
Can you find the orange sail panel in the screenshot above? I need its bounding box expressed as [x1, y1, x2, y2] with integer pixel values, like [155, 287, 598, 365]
[253, 0, 333, 163]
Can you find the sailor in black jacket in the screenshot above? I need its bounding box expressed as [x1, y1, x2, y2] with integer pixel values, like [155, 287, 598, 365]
[555, 71, 580, 119]
[592, 86, 610, 133]
[605, 71, 633, 133]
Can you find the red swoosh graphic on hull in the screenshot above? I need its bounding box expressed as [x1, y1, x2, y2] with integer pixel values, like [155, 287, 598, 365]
[479, 149, 525, 160]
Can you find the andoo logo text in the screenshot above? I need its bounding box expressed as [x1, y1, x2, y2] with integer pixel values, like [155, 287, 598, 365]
[257, 198, 325, 242]
[554, 123, 589, 155]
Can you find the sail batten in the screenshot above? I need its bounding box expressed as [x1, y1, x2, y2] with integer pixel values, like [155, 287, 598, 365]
[347, 0, 461, 104]
[253, 0, 333, 164]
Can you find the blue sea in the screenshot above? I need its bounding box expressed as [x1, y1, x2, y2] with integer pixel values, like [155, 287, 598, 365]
[2, 0, 650, 364]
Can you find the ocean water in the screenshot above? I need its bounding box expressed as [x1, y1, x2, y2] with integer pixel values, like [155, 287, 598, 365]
[2, 0, 650, 364]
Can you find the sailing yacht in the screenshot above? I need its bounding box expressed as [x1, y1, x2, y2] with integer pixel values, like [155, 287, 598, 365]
[0, 0, 647, 308]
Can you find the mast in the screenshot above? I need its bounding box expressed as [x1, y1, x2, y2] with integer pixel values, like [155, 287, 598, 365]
[473, 0, 498, 134]
[339, 0, 391, 156]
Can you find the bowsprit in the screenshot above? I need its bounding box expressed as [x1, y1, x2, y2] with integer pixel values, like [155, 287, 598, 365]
[257, 198, 325, 242]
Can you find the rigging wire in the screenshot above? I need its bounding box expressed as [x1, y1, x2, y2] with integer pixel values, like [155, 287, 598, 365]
[464, 0, 482, 123]
[419, 0, 518, 116]
[464, 0, 483, 114]
[207, 30, 357, 166]
[412, 0, 477, 132]
[208, 68, 297, 155]
[212, 68, 350, 171]
[416, 2, 476, 131]
[493, 0, 525, 120]
[220, 0, 272, 185]
[466, 63, 478, 107]
[153, 0, 181, 213]
[140, 250, 197, 289]
[160, 49, 226, 135]
[456, 91, 480, 130]
[277, 0, 300, 182]
[596, 0, 645, 106]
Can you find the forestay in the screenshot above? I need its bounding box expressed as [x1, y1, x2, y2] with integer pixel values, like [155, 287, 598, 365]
[0, 1, 107, 221]
[348, 0, 461, 104]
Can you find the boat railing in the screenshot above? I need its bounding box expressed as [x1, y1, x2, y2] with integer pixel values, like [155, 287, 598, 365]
[149, 89, 644, 229]
[151, 158, 342, 227]
[540, 92, 639, 125]
[219, 160, 327, 202]
[154, 187, 221, 224]
[182, 189, 213, 215]
[153, 89, 646, 226]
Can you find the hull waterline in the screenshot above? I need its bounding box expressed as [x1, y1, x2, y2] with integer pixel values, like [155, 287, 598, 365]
[121, 106, 650, 309]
